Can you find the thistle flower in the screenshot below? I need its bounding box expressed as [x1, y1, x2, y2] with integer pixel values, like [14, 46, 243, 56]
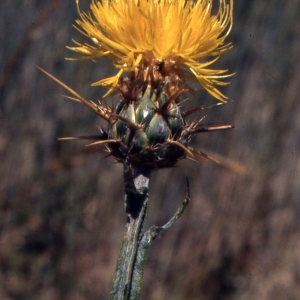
[69, 0, 233, 101]
[39, 1, 235, 296]
[41, 0, 234, 170]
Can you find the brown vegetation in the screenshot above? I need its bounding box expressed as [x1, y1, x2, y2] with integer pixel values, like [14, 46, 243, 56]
[1, 1, 299, 299]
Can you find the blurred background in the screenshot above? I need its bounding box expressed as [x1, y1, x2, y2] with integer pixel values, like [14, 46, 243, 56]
[1, 0, 300, 299]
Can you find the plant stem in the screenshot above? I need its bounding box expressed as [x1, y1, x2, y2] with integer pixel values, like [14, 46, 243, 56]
[110, 164, 151, 300]
[109, 163, 190, 300]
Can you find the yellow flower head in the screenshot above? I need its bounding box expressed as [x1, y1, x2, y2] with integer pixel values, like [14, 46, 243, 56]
[68, 0, 233, 101]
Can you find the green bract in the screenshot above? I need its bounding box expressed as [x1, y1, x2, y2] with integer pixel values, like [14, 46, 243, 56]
[108, 86, 187, 169]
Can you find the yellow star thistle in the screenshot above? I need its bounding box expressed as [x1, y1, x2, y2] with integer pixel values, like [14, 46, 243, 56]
[68, 0, 233, 101]
[38, 1, 236, 297]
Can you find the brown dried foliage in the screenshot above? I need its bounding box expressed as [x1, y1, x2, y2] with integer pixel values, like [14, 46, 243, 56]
[0, 1, 300, 299]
